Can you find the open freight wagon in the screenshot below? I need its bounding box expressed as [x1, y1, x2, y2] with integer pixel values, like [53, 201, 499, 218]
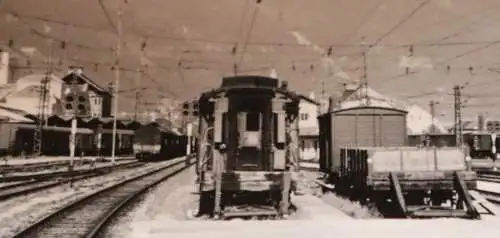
[338, 146, 479, 219]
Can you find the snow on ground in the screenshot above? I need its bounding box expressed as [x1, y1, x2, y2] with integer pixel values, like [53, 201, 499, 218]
[105, 167, 376, 238]
[319, 192, 382, 218]
[130, 218, 500, 238]
[289, 194, 352, 220]
[100, 165, 500, 238]
[477, 181, 500, 193]
[295, 170, 381, 219]
[1, 156, 134, 166]
[105, 165, 199, 238]
[0, 158, 184, 238]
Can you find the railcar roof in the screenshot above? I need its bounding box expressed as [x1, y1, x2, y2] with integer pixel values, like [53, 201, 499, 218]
[199, 75, 320, 105]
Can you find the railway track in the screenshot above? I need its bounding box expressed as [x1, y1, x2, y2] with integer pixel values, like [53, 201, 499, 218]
[475, 189, 500, 205]
[0, 157, 135, 174]
[12, 158, 192, 238]
[0, 161, 145, 202]
[0, 160, 139, 183]
[477, 174, 500, 183]
[474, 171, 500, 205]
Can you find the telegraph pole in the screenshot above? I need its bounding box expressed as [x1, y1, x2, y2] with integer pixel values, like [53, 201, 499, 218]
[429, 100, 439, 133]
[111, 5, 124, 164]
[134, 91, 141, 121]
[454, 85, 463, 147]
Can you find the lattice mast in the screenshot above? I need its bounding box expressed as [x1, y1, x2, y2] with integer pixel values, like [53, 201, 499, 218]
[33, 40, 54, 156]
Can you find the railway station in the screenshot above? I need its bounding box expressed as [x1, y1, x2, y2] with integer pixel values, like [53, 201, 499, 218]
[2, 1, 500, 237]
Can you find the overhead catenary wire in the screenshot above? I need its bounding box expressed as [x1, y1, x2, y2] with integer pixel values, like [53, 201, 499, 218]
[7, 2, 500, 99]
[10, 9, 500, 50]
[361, 0, 433, 52]
[236, 0, 262, 71]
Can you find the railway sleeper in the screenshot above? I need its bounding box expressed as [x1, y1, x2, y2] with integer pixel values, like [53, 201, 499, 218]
[386, 171, 481, 219]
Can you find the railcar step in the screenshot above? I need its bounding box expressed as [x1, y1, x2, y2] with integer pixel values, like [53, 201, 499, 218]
[222, 205, 279, 218]
[409, 209, 472, 218]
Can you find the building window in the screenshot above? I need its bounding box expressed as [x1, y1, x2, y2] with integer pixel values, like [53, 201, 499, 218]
[300, 113, 309, 121]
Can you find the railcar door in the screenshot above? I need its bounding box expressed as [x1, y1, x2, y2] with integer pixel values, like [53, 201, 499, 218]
[227, 94, 272, 171]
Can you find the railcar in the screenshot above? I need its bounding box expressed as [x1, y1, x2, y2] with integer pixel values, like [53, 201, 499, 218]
[133, 122, 187, 161]
[196, 75, 309, 219]
[0, 122, 135, 157]
[463, 132, 495, 159]
[408, 132, 498, 160]
[318, 102, 480, 219]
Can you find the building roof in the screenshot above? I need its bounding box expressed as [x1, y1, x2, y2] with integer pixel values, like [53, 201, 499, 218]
[298, 94, 320, 106]
[0, 104, 33, 122]
[61, 69, 110, 95]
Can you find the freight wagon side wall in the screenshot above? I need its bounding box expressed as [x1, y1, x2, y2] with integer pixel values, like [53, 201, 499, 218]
[330, 107, 407, 175]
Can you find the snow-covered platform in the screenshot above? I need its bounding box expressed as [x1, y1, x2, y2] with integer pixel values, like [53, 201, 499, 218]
[290, 194, 352, 220]
[129, 218, 500, 238]
[1, 156, 135, 166]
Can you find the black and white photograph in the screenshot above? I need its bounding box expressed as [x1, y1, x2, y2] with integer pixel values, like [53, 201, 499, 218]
[1, 0, 500, 237]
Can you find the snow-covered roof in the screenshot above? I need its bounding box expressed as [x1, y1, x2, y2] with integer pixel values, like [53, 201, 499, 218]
[335, 86, 406, 111]
[0, 104, 33, 123]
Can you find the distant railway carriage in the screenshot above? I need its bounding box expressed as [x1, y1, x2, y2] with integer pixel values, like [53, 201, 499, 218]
[133, 122, 187, 161]
[407, 132, 496, 160]
[463, 132, 494, 159]
[318, 102, 480, 219]
[0, 120, 134, 157]
[196, 75, 312, 219]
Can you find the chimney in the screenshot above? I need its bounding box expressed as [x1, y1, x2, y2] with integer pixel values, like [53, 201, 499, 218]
[477, 113, 485, 132]
[339, 82, 359, 102]
[309, 92, 315, 100]
[0, 51, 9, 85]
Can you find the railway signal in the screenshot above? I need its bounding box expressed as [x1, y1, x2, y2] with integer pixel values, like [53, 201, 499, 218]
[182, 102, 190, 116]
[63, 87, 91, 118]
[192, 101, 199, 117]
[62, 78, 91, 188]
[181, 100, 199, 118]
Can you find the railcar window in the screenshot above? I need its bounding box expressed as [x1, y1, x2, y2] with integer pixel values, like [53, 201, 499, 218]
[480, 135, 492, 149]
[246, 112, 260, 131]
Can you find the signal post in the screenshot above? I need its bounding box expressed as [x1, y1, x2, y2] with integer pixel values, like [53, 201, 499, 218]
[182, 100, 199, 164]
[62, 75, 91, 187]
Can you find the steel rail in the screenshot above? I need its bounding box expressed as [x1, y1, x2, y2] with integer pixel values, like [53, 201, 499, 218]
[0, 160, 139, 183]
[476, 189, 500, 205]
[0, 157, 136, 174]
